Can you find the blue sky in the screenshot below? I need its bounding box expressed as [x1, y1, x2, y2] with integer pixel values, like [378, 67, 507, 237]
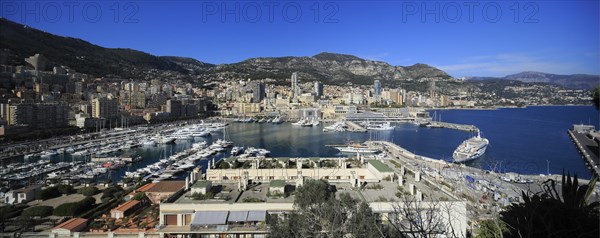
[1, 0, 598, 77]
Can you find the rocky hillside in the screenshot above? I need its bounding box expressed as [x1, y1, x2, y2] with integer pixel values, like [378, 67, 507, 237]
[205, 52, 449, 85]
[0, 18, 205, 79]
[0, 18, 449, 84]
[469, 71, 599, 89]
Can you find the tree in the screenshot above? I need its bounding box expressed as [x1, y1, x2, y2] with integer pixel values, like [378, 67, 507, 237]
[593, 87, 599, 110]
[269, 179, 387, 238]
[56, 184, 75, 194]
[387, 193, 466, 238]
[500, 173, 599, 238]
[346, 198, 382, 238]
[132, 192, 146, 201]
[15, 215, 38, 232]
[294, 179, 332, 210]
[21, 206, 53, 217]
[474, 219, 509, 238]
[37, 187, 60, 200]
[102, 186, 123, 199]
[78, 186, 99, 196]
[54, 197, 96, 216]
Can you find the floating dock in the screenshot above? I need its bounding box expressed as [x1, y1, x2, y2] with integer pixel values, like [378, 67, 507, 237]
[567, 129, 600, 177]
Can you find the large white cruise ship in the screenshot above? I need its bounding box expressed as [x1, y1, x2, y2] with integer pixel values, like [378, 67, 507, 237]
[452, 132, 489, 163]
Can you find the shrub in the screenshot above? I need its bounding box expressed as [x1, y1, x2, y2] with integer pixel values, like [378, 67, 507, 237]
[78, 187, 100, 196]
[54, 197, 96, 216]
[366, 184, 384, 190]
[113, 191, 124, 199]
[132, 192, 146, 200]
[191, 192, 214, 200]
[56, 184, 75, 194]
[101, 186, 123, 199]
[37, 187, 60, 200]
[0, 205, 25, 220]
[21, 206, 53, 217]
[242, 197, 264, 203]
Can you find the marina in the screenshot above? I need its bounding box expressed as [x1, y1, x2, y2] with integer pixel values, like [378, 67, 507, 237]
[1, 106, 598, 191]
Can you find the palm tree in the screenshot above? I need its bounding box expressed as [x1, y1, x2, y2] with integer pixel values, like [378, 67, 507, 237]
[500, 173, 598, 238]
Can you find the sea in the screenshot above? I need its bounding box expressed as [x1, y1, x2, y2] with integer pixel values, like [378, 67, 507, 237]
[21, 105, 600, 182]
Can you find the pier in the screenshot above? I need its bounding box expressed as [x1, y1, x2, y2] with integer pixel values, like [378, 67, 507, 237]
[567, 129, 600, 176]
[428, 121, 479, 132]
[344, 121, 367, 132]
[371, 141, 446, 165]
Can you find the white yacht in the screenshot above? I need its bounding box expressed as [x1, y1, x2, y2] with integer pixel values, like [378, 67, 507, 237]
[156, 135, 176, 144]
[271, 117, 282, 124]
[323, 121, 347, 132]
[40, 150, 57, 158]
[214, 139, 233, 147]
[334, 143, 380, 154]
[367, 122, 395, 131]
[452, 131, 489, 163]
[291, 119, 307, 126]
[311, 119, 320, 126]
[141, 138, 156, 147]
[231, 146, 244, 156]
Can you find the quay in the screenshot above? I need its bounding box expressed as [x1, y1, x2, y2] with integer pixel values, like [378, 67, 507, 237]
[370, 141, 445, 165]
[368, 141, 574, 200]
[567, 129, 600, 177]
[428, 121, 479, 132]
[344, 121, 367, 132]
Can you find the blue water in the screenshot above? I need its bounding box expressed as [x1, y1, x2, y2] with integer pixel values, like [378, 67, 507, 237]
[25, 106, 599, 181]
[429, 106, 599, 178]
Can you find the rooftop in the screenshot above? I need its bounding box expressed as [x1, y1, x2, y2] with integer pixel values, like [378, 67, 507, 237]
[269, 180, 286, 188]
[192, 180, 212, 188]
[146, 181, 186, 193]
[112, 199, 140, 212]
[368, 160, 394, 173]
[16, 184, 42, 193]
[136, 183, 157, 192]
[53, 218, 87, 231]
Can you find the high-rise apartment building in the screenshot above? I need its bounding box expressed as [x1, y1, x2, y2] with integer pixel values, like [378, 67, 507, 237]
[92, 98, 118, 120]
[291, 72, 299, 98]
[314, 81, 323, 98]
[374, 80, 382, 97]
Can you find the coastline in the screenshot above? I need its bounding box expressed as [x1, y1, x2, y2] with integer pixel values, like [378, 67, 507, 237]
[429, 104, 593, 111]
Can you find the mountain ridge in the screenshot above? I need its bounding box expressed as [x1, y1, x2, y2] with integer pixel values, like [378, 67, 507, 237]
[467, 71, 599, 89]
[0, 18, 449, 84]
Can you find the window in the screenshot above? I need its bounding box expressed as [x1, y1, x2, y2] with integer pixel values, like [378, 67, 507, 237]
[184, 214, 192, 225]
